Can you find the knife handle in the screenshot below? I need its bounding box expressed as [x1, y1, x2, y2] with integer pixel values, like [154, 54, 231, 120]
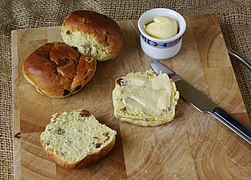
[212, 107, 251, 144]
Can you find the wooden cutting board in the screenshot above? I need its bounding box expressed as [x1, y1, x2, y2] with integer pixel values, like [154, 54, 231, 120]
[12, 14, 251, 179]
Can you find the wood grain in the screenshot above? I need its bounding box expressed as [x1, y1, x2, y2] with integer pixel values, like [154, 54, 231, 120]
[12, 14, 251, 179]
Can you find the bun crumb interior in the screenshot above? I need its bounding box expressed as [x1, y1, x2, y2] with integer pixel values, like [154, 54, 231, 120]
[40, 109, 117, 169]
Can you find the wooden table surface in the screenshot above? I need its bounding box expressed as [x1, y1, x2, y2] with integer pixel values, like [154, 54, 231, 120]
[12, 14, 251, 179]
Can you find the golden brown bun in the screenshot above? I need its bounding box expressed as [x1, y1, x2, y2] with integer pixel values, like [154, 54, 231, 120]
[22, 42, 96, 98]
[61, 10, 123, 61]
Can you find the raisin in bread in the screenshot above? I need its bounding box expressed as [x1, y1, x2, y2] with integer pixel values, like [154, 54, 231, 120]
[40, 109, 117, 169]
[112, 70, 179, 126]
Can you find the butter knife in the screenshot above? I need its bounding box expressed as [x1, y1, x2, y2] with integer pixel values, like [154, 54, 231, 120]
[151, 60, 251, 144]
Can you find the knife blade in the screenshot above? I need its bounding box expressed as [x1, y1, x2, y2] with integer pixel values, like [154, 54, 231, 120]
[151, 60, 251, 144]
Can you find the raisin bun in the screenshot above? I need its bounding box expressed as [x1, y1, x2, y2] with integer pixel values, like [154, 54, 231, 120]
[61, 10, 123, 61]
[40, 109, 117, 169]
[22, 42, 96, 98]
[112, 70, 179, 126]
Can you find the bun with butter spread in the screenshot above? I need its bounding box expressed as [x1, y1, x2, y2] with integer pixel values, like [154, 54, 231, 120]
[112, 70, 179, 126]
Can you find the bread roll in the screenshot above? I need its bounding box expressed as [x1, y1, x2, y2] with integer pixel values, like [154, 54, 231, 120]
[61, 10, 123, 61]
[40, 109, 117, 169]
[112, 70, 179, 126]
[22, 42, 96, 98]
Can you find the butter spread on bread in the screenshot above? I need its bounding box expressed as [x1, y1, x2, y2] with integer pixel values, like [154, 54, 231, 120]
[112, 70, 179, 126]
[40, 109, 117, 169]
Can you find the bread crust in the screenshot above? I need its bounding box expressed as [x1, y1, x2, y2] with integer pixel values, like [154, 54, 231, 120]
[114, 113, 175, 127]
[61, 10, 123, 61]
[42, 136, 116, 169]
[22, 42, 96, 98]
